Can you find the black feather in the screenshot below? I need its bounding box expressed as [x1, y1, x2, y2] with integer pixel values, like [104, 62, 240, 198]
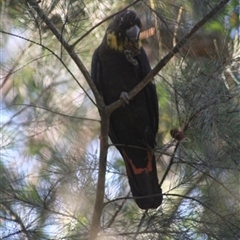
[91, 10, 162, 209]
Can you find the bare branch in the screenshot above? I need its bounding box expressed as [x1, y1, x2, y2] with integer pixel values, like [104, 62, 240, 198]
[106, 0, 231, 114]
[6, 104, 100, 122]
[26, 0, 104, 110]
[159, 142, 180, 186]
[88, 109, 110, 240]
[24, 1, 232, 239]
[0, 29, 95, 106]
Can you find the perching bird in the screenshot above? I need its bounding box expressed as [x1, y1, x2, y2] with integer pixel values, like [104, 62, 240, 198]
[91, 10, 162, 209]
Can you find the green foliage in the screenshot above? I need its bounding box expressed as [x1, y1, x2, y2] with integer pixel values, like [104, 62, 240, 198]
[1, 0, 240, 239]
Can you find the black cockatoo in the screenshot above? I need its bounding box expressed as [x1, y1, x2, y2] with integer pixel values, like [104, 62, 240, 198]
[91, 10, 162, 209]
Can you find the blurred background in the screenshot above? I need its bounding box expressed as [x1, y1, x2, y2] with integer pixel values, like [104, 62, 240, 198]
[1, 0, 240, 239]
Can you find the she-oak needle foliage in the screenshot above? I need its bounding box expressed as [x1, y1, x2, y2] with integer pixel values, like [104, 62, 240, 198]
[0, 0, 239, 239]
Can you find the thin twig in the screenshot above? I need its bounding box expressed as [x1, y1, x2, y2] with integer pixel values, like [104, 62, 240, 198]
[105, 191, 130, 228]
[173, 6, 183, 46]
[5, 104, 100, 122]
[106, 0, 231, 115]
[26, 0, 104, 110]
[88, 109, 110, 240]
[133, 210, 148, 239]
[0, 204, 31, 240]
[0, 30, 95, 106]
[159, 142, 180, 186]
[167, 193, 240, 230]
[24, 1, 231, 240]
[70, 0, 141, 49]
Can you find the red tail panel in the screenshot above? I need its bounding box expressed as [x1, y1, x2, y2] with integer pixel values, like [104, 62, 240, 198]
[122, 149, 163, 209]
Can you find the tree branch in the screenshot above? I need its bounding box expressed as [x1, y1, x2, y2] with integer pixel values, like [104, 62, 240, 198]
[88, 108, 110, 240]
[0, 204, 31, 240]
[25, 1, 231, 239]
[26, 0, 104, 110]
[6, 104, 100, 122]
[0, 29, 95, 106]
[106, 0, 231, 115]
[167, 193, 240, 230]
[159, 142, 180, 187]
